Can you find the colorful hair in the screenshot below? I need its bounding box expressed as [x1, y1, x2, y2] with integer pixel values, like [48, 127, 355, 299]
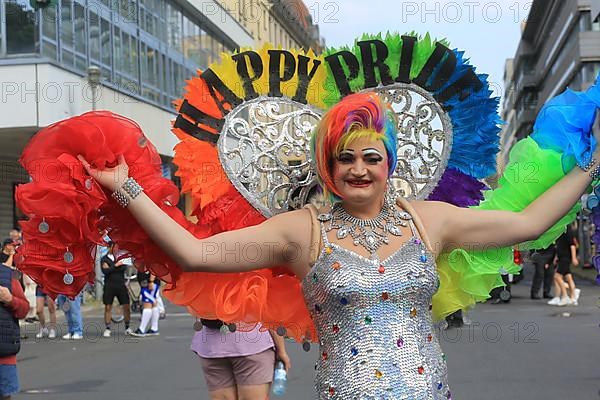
[311, 92, 398, 201]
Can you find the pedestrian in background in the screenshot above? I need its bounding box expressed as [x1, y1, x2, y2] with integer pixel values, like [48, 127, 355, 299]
[191, 320, 291, 400]
[34, 286, 56, 339]
[101, 242, 132, 337]
[530, 244, 556, 300]
[548, 225, 581, 306]
[0, 259, 29, 399]
[57, 292, 84, 340]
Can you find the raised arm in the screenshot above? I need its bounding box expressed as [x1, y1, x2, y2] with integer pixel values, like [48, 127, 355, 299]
[417, 157, 599, 253]
[78, 155, 312, 273]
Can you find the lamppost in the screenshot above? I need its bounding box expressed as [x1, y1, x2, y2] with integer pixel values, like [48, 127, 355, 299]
[86, 65, 101, 111]
[86, 66, 103, 301]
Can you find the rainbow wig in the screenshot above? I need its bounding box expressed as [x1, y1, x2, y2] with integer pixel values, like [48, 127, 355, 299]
[311, 92, 398, 201]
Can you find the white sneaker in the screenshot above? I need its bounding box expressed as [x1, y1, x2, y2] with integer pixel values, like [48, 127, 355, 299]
[575, 288, 581, 301]
[62, 333, 72, 340]
[547, 297, 561, 305]
[48, 329, 56, 339]
[103, 329, 111, 338]
[557, 296, 570, 306]
[125, 328, 133, 335]
[35, 327, 48, 339]
[71, 333, 83, 340]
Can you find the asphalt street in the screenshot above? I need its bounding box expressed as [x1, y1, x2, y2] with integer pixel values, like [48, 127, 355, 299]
[15, 267, 600, 400]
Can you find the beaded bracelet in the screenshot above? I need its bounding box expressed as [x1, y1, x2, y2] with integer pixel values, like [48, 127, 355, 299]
[111, 177, 143, 207]
[579, 156, 597, 172]
[590, 164, 600, 181]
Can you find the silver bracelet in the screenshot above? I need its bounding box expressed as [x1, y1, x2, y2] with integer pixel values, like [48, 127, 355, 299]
[579, 156, 596, 172]
[590, 164, 600, 181]
[111, 177, 143, 207]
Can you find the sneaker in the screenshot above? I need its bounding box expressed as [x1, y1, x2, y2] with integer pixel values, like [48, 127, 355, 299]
[125, 328, 133, 336]
[71, 333, 83, 340]
[557, 296, 570, 306]
[129, 329, 146, 337]
[547, 297, 561, 305]
[575, 288, 581, 301]
[35, 327, 48, 339]
[146, 329, 160, 336]
[103, 329, 111, 338]
[48, 329, 56, 339]
[62, 333, 72, 340]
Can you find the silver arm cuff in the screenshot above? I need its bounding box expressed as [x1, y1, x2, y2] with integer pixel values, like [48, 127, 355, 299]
[111, 177, 143, 207]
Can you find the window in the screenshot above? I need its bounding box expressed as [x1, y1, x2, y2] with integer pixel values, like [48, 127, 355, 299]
[6, 0, 37, 55]
[41, 5, 58, 60]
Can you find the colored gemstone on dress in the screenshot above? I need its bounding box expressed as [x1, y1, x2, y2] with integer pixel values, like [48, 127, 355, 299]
[332, 261, 341, 270]
[427, 334, 433, 342]
[437, 382, 443, 390]
[420, 254, 428, 262]
[447, 391, 452, 399]
[414, 238, 421, 245]
[396, 337, 404, 348]
[325, 246, 333, 254]
[378, 265, 385, 274]
[375, 369, 383, 379]
[410, 307, 417, 318]
[364, 316, 372, 324]
[315, 304, 322, 313]
[328, 387, 335, 396]
[312, 273, 318, 282]
[429, 304, 433, 310]
[381, 292, 389, 300]
[340, 297, 349, 305]
[332, 324, 340, 333]
[418, 366, 424, 374]
[351, 347, 358, 356]
[442, 353, 447, 361]
[322, 351, 328, 360]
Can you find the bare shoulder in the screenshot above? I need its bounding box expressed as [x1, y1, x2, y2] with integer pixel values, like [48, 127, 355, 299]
[268, 207, 314, 242]
[409, 199, 453, 219]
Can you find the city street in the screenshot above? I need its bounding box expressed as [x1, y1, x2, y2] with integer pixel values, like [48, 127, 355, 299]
[16, 268, 600, 400]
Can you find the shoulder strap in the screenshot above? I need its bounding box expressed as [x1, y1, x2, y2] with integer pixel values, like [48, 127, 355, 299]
[303, 204, 322, 266]
[396, 197, 434, 254]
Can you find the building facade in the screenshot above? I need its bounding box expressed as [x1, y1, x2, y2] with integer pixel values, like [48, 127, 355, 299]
[216, 0, 324, 51]
[501, 0, 600, 164]
[0, 0, 254, 234]
[501, 0, 600, 263]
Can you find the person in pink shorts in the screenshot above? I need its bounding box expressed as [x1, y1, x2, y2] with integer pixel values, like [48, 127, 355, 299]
[191, 320, 291, 400]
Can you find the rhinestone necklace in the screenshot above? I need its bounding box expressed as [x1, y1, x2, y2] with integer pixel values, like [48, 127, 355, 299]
[319, 196, 412, 259]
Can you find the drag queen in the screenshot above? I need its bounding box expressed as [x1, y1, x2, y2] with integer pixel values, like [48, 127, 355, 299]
[14, 34, 600, 399]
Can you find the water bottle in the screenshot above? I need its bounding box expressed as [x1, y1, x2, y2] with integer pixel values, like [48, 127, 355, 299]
[271, 360, 287, 396]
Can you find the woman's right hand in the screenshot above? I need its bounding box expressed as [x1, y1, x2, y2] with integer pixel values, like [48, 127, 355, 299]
[78, 154, 130, 192]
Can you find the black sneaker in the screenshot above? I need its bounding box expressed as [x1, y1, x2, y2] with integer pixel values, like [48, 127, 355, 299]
[129, 329, 146, 337]
[146, 329, 160, 336]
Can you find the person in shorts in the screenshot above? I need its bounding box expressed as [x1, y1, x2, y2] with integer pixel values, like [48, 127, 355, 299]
[101, 242, 132, 337]
[34, 285, 56, 339]
[129, 272, 160, 337]
[549, 225, 581, 306]
[191, 321, 290, 400]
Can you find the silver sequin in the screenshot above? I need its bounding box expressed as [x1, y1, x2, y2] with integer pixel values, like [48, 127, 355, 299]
[302, 219, 448, 400]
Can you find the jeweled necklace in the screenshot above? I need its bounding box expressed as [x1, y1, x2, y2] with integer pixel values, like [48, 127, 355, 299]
[319, 194, 412, 259]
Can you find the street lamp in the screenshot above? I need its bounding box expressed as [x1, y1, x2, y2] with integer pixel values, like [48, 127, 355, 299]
[86, 65, 101, 111]
[86, 65, 103, 300]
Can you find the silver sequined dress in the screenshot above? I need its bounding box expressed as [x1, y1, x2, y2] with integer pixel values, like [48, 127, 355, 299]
[301, 215, 450, 400]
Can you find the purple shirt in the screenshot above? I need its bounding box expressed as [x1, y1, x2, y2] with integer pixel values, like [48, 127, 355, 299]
[191, 323, 274, 358]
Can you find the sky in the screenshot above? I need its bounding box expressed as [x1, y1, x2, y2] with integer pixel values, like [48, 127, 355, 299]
[303, 0, 533, 102]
